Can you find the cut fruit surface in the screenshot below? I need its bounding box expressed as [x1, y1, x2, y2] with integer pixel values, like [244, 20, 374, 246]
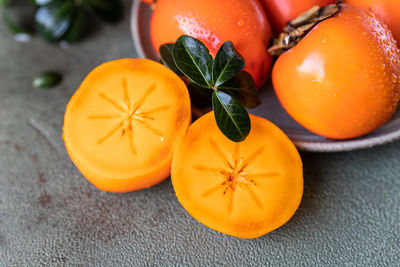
[171, 112, 303, 238]
[63, 59, 191, 193]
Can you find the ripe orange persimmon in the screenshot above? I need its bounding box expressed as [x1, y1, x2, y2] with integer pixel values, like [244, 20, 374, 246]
[171, 112, 303, 239]
[272, 5, 400, 140]
[148, 0, 272, 88]
[346, 0, 400, 45]
[63, 59, 191, 193]
[260, 0, 336, 34]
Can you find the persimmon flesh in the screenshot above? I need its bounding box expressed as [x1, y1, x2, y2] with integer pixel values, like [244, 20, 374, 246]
[171, 112, 303, 239]
[63, 59, 191, 193]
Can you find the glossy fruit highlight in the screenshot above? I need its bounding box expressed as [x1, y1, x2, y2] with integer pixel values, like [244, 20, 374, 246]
[272, 5, 400, 140]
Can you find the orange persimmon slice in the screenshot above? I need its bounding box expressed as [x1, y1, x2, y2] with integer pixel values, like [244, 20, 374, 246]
[63, 59, 191, 193]
[171, 112, 303, 238]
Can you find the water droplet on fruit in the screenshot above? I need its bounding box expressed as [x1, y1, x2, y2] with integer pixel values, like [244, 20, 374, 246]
[367, 10, 374, 17]
[238, 19, 244, 27]
[356, 16, 361, 20]
[392, 73, 398, 83]
[322, 38, 327, 44]
[381, 63, 386, 71]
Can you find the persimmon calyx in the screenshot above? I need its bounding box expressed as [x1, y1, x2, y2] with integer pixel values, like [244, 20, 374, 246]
[268, 4, 341, 56]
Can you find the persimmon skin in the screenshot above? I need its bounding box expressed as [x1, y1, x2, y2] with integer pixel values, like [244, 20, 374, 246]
[272, 5, 400, 140]
[172, 112, 303, 239]
[260, 0, 336, 34]
[63, 59, 191, 193]
[141, 0, 155, 5]
[150, 0, 272, 88]
[346, 0, 400, 45]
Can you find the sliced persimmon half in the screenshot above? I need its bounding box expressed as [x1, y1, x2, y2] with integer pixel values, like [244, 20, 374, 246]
[171, 112, 303, 238]
[63, 59, 191, 193]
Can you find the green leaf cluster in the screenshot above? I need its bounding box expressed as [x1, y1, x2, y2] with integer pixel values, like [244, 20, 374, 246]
[160, 36, 261, 142]
[1, 0, 123, 43]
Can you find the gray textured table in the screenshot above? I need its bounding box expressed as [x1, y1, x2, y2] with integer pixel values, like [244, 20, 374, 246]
[0, 1, 399, 266]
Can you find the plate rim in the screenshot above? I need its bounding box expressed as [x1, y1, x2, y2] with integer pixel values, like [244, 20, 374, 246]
[130, 1, 400, 153]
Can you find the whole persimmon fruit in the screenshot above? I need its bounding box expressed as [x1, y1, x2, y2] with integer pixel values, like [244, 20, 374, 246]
[272, 4, 400, 140]
[147, 0, 273, 88]
[259, 0, 336, 34]
[172, 112, 303, 239]
[346, 0, 400, 45]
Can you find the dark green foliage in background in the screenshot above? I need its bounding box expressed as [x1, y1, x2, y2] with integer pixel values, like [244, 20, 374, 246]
[1, 0, 123, 43]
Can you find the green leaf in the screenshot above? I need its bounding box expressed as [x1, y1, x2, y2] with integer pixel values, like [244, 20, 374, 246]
[218, 71, 260, 109]
[213, 41, 245, 87]
[173, 35, 213, 88]
[2, 8, 30, 35]
[85, 0, 123, 23]
[159, 43, 184, 77]
[33, 71, 62, 89]
[62, 7, 88, 42]
[212, 90, 250, 142]
[35, 0, 75, 42]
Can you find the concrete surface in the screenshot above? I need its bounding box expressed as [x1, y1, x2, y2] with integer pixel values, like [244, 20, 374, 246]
[0, 1, 399, 266]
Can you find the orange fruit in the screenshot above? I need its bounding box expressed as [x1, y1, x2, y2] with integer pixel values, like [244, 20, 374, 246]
[346, 0, 400, 45]
[260, 0, 336, 34]
[172, 112, 303, 238]
[149, 0, 273, 88]
[272, 5, 400, 139]
[63, 59, 191, 193]
[141, 0, 155, 5]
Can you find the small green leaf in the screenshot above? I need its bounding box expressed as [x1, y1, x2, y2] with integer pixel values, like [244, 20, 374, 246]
[33, 71, 62, 89]
[85, 0, 123, 23]
[62, 7, 88, 42]
[218, 71, 260, 109]
[212, 90, 250, 142]
[159, 43, 184, 77]
[173, 35, 213, 88]
[2, 8, 30, 35]
[213, 41, 245, 87]
[35, 0, 75, 42]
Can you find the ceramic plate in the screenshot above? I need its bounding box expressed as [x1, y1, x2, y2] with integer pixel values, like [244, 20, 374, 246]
[130, 1, 400, 152]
